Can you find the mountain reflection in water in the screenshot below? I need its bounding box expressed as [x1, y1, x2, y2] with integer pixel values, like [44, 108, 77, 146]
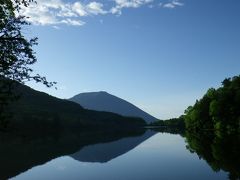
[70, 130, 156, 163]
[0, 128, 150, 180]
[1, 129, 239, 180]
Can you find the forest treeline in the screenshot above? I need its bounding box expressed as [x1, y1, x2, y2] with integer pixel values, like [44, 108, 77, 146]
[152, 75, 240, 133]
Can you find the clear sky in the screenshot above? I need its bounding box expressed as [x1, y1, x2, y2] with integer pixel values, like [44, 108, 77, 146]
[23, 0, 240, 119]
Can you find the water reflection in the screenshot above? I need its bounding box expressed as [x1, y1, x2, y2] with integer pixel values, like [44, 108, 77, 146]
[1, 128, 240, 180]
[0, 129, 146, 180]
[71, 130, 156, 163]
[185, 131, 240, 180]
[11, 132, 228, 180]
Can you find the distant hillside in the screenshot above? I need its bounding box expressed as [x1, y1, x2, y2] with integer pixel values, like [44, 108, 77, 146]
[69, 91, 157, 123]
[2, 82, 145, 134]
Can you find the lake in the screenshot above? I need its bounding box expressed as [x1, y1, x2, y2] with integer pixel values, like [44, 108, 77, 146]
[2, 130, 238, 180]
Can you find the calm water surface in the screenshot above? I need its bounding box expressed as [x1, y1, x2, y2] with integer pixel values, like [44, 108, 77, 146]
[10, 131, 230, 180]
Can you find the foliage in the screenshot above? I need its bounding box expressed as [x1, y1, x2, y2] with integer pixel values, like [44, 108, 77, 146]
[0, 0, 56, 127]
[183, 75, 240, 133]
[0, 0, 55, 86]
[149, 116, 185, 130]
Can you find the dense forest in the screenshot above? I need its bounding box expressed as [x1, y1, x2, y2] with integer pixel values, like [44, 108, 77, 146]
[184, 75, 240, 133]
[149, 116, 185, 129]
[152, 75, 240, 134]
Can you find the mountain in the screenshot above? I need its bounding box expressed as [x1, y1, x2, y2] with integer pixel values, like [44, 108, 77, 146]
[70, 130, 156, 163]
[69, 91, 157, 123]
[2, 81, 146, 134]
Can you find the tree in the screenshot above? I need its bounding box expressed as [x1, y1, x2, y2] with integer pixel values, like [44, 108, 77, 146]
[222, 78, 231, 87]
[183, 75, 240, 133]
[0, 0, 55, 86]
[0, 0, 55, 127]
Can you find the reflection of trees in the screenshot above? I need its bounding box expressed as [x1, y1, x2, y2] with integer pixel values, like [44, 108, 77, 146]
[0, 128, 145, 180]
[153, 127, 185, 136]
[185, 131, 240, 180]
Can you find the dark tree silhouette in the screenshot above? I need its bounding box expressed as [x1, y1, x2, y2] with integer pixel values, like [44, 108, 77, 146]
[0, 0, 56, 128]
[0, 0, 55, 86]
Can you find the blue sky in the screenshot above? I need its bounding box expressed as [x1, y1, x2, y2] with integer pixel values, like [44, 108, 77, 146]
[24, 0, 240, 119]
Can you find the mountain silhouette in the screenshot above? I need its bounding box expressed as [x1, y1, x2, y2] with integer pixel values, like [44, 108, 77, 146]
[2, 81, 145, 134]
[69, 91, 157, 123]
